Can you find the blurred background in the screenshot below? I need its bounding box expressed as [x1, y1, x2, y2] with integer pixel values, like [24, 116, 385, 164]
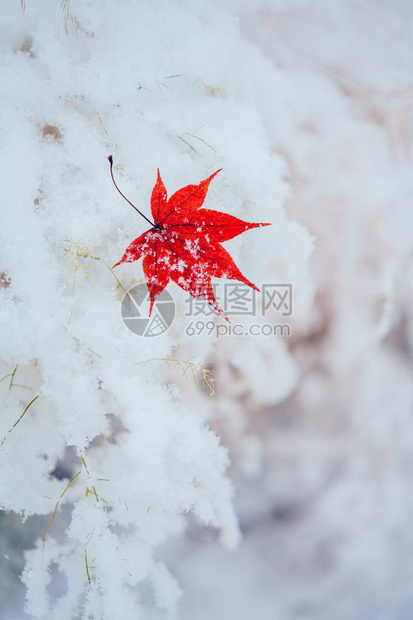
[161, 2, 413, 619]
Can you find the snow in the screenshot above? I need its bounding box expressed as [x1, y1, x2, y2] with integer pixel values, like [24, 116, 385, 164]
[1, 0, 413, 619]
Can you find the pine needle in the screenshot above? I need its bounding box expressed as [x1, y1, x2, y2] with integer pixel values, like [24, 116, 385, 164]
[9, 365, 17, 389]
[185, 128, 216, 152]
[42, 470, 82, 553]
[91, 256, 128, 297]
[42, 502, 59, 552]
[138, 357, 219, 396]
[60, 470, 81, 498]
[61, 0, 80, 39]
[178, 136, 198, 153]
[0, 365, 32, 391]
[0, 395, 39, 448]
[61, 239, 128, 303]
[96, 112, 109, 136]
[85, 549, 92, 584]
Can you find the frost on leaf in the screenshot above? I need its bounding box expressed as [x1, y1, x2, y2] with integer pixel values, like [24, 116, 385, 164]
[111, 160, 271, 320]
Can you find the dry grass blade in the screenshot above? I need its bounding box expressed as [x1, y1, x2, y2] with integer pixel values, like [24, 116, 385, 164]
[61, 237, 98, 294]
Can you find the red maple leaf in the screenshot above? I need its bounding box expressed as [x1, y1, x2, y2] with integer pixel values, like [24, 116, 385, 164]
[109, 156, 270, 320]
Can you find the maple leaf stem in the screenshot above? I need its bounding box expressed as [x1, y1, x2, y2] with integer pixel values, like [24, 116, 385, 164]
[108, 156, 156, 228]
